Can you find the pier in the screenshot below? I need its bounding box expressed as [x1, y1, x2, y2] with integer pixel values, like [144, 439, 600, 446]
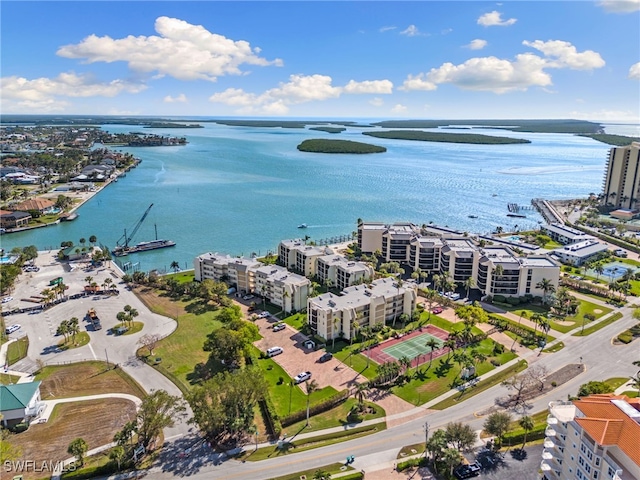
[531, 198, 564, 224]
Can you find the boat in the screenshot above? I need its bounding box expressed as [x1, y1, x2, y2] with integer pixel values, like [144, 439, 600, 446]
[112, 204, 175, 256]
[468, 215, 478, 219]
[298, 223, 308, 229]
[506, 213, 527, 218]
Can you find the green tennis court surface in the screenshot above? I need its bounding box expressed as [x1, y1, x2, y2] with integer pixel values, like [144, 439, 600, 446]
[382, 333, 444, 360]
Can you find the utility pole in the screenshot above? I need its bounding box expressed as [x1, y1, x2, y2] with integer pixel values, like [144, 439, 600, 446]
[105, 348, 109, 367]
[424, 421, 429, 456]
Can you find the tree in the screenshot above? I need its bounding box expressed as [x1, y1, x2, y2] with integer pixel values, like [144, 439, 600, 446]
[353, 382, 370, 412]
[426, 429, 447, 473]
[89, 235, 97, 246]
[67, 438, 88, 466]
[68, 317, 79, 344]
[577, 381, 614, 397]
[313, 469, 332, 480]
[170, 261, 180, 273]
[502, 365, 548, 407]
[425, 337, 440, 367]
[443, 447, 461, 476]
[483, 412, 512, 449]
[56, 320, 70, 343]
[464, 277, 476, 299]
[203, 328, 252, 368]
[444, 422, 476, 452]
[113, 420, 137, 447]
[305, 379, 319, 426]
[519, 415, 534, 449]
[594, 263, 604, 282]
[582, 313, 595, 334]
[109, 445, 126, 470]
[536, 278, 556, 305]
[138, 334, 162, 356]
[136, 390, 186, 449]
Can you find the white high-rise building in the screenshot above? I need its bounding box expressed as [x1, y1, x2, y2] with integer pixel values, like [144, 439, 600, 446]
[601, 142, 640, 210]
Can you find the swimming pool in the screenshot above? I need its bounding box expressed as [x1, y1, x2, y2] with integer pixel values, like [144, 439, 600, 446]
[0, 255, 19, 265]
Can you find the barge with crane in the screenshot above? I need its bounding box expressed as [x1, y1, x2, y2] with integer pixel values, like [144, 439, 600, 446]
[112, 204, 175, 257]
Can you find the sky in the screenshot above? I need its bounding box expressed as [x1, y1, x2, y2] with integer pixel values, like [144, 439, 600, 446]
[1, 1, 639, 121]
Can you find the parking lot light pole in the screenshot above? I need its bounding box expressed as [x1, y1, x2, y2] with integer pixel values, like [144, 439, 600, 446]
[105, 348, 109, 367]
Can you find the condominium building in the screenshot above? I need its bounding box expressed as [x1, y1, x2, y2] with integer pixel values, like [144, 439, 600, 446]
[542, 394, 640, 480]
[316, 254, 374, 291]
[477, 247, 560, 297]
[254, 265, 310, 313]
[307, 277, 417, 341]
[440, 239, 479, 282]
[409, 236, 444, 272]
[541, 223, 595, 245]
[357, 222, 386, 254]
[278, 239, 330, 277]
[552, 240, 609, 266]
[601, 142, 640, 210]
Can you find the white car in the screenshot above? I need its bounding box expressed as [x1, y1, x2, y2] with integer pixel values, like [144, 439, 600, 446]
[5, 324, 21, 334]
[273, 323, 286, 332]
[258, 311, 270, 318]
[242, 294, 254, 300]
[1, 296, 13, 303]
[294, 371, 312, 384]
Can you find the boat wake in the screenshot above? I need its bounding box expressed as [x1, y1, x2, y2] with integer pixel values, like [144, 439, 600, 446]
[154, 162, 166, 183]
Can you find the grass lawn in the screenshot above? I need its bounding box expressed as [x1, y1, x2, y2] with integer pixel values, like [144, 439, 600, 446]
[163, 270, 195, 284]
[121, 321, 144, 336]
[281, 312, 306, 330]
[57, 331, 90, 350]
[392, 340, 518, 406]
[621, 391, 639, 398]
[0, 373, 20, 384]
[267, 463, 355, 480]
[430, 359, 528, 410]
[332, 349, 378, 380]
[489, 314, 556, 346]
[492, 303, 549, 317]
[242, 422, 386, 462]
[7, 399, 137, 480]
[35, 361, 147, 399]
[283, 399, 385, 434]
[543, 341, 565, 353]
[61, 450, 114, 480]
[397, 442, 426, 459]
[573, 312, 624, 337]
[6, 336, 29, 365]
[604, 377, 629, 390]
[135, 288, 224, 391]
[257, 356, 338, 418]
[550, 299, 613, 334]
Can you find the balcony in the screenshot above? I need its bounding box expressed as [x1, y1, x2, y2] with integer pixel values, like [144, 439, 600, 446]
[540, 459, 561, 478]
[545, 426, 557, 437]
[544, 439, 556, 449]
[542, 448, 562, 461]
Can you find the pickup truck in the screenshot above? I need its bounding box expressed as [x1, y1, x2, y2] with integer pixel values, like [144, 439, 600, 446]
[294, 371, 312, 384]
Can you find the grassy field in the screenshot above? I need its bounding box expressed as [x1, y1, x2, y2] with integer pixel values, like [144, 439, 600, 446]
[7, 399, 137, 480]
[35, 361, 147, 400]
[121, 321, 144, 336]
[267, 463, 355, 480]
[135, 288, 224, 391]
[6, 336, 29, 365]
[604, 377, 630, 390]
[0, 373, 21, 384]
[391, 339, 518, 406]
[283, 399, 385, 434]
[256, 356, 338, 418]
[573, 312, 624, 337]
[550, 299, 612, 334]
[162, 270, 195, 284]
[281, 312, 306, 330]
[430, 359, 528, 410]
[57, 331, 90, 350]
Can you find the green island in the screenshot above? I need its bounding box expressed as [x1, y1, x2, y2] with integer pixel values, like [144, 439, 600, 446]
[362, 130, 531, 145]
[308, 126, 346, 133]
[579, 133, 640, 146]
[297, 139, 386, 153]
[144, 122, 203, 128]
[371, 119, 603, 134]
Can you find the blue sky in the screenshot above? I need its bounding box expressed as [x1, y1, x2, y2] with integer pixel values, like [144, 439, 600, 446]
[1, 1, 639, 120]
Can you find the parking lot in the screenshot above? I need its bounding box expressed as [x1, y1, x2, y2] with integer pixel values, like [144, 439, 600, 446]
[465, 445, 543, 480]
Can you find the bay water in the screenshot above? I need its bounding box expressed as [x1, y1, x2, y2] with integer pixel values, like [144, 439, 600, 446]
[1, 121, 633, 273]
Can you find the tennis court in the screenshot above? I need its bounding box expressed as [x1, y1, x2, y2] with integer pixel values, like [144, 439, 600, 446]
[366, 324, 451, 368]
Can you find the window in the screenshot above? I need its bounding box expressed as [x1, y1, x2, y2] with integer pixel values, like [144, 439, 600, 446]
[586, 465, 591, 474]
[595, 457, 601, 467]
[594, 471, 598, 479]
[587, 451, 593, 461]
[579, 456, 585, 467]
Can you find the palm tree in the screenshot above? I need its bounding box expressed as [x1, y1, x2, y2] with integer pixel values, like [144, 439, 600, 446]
[530, 313, 543, 335]
[536, 278, 556, 305]
[170, 261, 180, 273]
[353, 382, 370, 412]
[492, 264, 504, 292]
[464, 277, 475, 299]
[443, 337, 457, 360]
[511, 310, 529, 350]
[594, 263, 604, 282]
[68, 317, 80, 343]
[424, 337, 440, 368]
[519, 415, 534, 450]
[351, 320, 360, 346]
[79, 238, 86, 249]
[56, 320, 70, 343]
[443, 448, 461, 477]
[305, 379, 319, 426]
[471, 349, 487, 368]
[89, 235, 97, 246]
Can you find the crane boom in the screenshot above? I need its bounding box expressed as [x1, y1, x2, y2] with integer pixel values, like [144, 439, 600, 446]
[117, 203, 154, 247]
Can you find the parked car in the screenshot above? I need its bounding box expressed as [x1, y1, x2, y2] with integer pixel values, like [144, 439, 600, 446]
[242, 294, 254, 300]
[273, 323, 286, 332]
[294, 371, 312, 384]
[432, 306, 443, 314]
[1, 296, 13, 304]
[317, 352, 333, 363]
[454, 463, 480, 479]
[257, 311, 270, 318]
[5, 324, 21, 334]
[266, 346, 283, 357]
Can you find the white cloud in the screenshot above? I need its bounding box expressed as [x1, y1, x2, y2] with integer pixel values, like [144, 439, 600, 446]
[343, 79, 393, 94]
[477, 11, 517, 27]
[441, 28, 453, 35]
[598, 0, 640, 13]
[466, 39, 488, 50]
[629, 62, 640, 80]
[400, 25, 423, 37]
[56, 16, 283, 82]
[379, 26, 396, 32]
[402, 40, 605, 94]
[391, 104, 408, 113]
[369, 97, 384, 107]
[209, 75, 393, 114]
[163, 93, 187, 103]
[569, 109, 639, 122]
[522, 40, 605, 70]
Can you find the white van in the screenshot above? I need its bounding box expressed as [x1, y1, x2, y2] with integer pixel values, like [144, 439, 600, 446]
[266, 346, 283, 357]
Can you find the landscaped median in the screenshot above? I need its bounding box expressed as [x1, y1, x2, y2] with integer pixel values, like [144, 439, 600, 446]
[266, 463, 360, 480]
[572, 312, 623, 337]
[6, 336, 29, 365]
[240, 422, 387, 462]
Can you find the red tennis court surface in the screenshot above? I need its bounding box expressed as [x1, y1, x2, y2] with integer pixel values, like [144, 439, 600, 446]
[364, 324, 451, 369]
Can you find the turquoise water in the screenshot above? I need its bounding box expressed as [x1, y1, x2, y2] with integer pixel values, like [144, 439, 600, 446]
[0, 121, 619, 272]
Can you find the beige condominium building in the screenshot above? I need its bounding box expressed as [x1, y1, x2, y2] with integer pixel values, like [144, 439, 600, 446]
[601, 142, 640, 210]
[542, 394, 640, 480]
[278, 239, 332, 277]
[316, 254, 375, 291]
[358, 221, 560, 298]
[254, 265, 310, 313]
[307, 277, 417, 341]
[194, 252, 261, 292]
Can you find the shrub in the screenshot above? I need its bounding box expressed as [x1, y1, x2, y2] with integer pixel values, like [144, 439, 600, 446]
[506, 296, 520, 306]
[396, 457, 428, 471]
[493, 342, 505, 355]
[551, 381, 557, 387]
[491, 359, 501, 367]
[617, 333, 633, 344]
[493, 294, 507, 303]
